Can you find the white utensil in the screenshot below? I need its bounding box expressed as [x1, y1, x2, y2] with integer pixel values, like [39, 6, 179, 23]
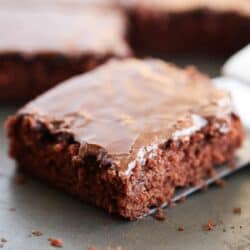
[215, 44, 250, 128]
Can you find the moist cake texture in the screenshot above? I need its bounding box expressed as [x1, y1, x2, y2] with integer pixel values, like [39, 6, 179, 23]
[6, 58, 244, 219]
[123, 0, 250, 55]
[0, 6, 131, 102]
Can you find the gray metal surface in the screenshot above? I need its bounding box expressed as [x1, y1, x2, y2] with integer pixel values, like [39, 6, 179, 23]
[1, 59, 250, 250]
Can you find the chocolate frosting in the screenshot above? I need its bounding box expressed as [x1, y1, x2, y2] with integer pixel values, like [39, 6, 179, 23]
[19, 58, 233, 173]
[0, 6, 130, 56]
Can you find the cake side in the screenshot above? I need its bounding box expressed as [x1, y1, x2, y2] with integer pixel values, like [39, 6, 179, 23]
[6, 114, 126, 216]
[0, 53, 115, 103]
[5, 58, 245, 219]
[123, 0, 250, 55]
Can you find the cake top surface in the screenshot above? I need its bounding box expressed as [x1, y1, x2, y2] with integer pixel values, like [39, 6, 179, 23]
[0, 6, 130, 56]
[122, 0, 250, 15]
[20, 59, 233, 172]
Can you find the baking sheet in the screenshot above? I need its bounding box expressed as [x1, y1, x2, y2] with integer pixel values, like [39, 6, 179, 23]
[1, 59, 250, 250]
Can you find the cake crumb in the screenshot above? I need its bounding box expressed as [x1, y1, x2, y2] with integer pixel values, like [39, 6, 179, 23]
[203, 220, 216, 231]
[32, 230, 43, 237]
[222, 228, 226, 232]
[9, 208, 16, 212]
[177, 226, 185, 231]
[215, 179, 226, 187]
[232, 207, 241, 214]
[153, 208, 166, 221]
[48, 238, 63, 248]
[0, 244, 3, 248]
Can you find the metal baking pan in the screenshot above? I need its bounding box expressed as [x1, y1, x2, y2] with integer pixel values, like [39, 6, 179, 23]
[1, 54, 250, 250]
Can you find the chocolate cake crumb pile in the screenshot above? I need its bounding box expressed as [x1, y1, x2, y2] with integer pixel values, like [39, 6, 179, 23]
[233, 207, 242, 214]
[32, 230, 43, 237]
[152, 208, 166, 221]
[203, 220, 216, 231]
[9, 208, 16, 212]
[48, 238, 63, 248]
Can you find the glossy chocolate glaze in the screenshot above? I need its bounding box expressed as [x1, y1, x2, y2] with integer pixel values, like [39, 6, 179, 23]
[19, 59, 233, 173]
[19, 59, 232, 172]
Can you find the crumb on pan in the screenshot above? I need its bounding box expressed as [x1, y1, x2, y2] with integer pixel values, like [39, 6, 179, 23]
[48, 238, 63, 248]
[152, 208, 166, 221]
[203, 220, 216, 231]
[232, 207, 242, 214]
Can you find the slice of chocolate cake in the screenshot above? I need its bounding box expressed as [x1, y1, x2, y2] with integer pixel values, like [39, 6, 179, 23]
[122, 0, 250, 55]
[6, 58, 244, 219]
[0, 6, 131, 103]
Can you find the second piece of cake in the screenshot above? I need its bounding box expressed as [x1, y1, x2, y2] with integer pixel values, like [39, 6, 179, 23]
[6, 58, 244, 219]
[123, 0, 250, 55]
[0, 6, 130, 102]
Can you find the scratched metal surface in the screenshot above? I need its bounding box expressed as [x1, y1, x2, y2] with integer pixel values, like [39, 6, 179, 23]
[0, 59, 250, 250]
